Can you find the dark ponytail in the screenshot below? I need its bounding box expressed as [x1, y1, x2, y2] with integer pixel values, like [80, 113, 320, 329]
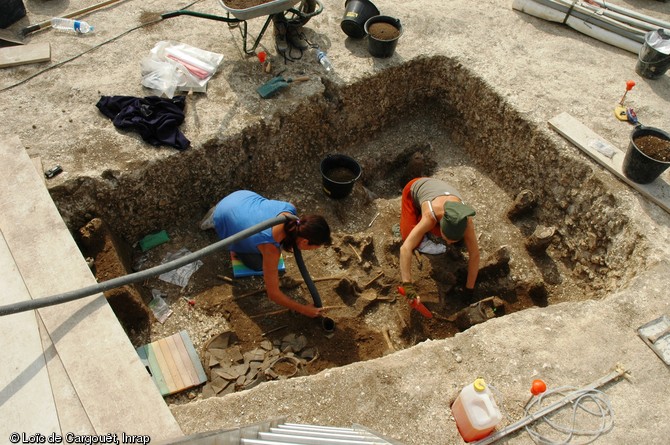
[281, 214, 331, 251]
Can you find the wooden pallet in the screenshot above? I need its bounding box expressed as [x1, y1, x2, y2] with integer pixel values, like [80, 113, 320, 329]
[137, 330, 207, 396]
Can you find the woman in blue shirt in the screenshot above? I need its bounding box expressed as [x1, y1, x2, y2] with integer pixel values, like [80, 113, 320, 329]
[201, 190, 331, 318]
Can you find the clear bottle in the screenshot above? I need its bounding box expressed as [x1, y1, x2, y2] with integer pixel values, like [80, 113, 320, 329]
[51, 17, 94, 34]
[316, 50, 333, 73]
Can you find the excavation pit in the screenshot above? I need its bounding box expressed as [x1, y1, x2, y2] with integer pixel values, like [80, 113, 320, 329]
[57, 57, 647, 402]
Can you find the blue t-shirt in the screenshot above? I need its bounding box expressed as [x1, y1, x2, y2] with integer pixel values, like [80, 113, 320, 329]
[212, 190, 296, 253]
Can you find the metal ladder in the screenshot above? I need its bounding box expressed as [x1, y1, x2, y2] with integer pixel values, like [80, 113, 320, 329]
[240, 422, 399, 445]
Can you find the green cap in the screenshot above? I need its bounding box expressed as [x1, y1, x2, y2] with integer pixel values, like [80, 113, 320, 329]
[440, 202, 476, 241]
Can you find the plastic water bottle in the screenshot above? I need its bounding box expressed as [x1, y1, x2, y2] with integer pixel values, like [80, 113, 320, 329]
[451, 378, 502, 442]
[316, 50, 333, 73]
[51, 18, 94, 34]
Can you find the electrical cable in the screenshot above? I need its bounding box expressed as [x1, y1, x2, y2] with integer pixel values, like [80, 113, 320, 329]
[523, 386, 614, 445]
[0, 214, 297, 317]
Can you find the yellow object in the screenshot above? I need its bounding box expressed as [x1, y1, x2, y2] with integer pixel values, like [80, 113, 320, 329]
[614, 104, 628, 121]
[474, 378, 487, 392]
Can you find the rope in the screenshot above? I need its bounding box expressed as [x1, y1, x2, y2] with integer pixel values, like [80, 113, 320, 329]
[523, 386, 614, 444]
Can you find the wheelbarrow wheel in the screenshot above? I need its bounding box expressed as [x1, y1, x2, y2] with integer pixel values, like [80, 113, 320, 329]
[283, 0, 317, 27]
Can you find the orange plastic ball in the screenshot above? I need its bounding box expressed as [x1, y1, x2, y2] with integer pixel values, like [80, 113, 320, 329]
[531, 379, 547, 395]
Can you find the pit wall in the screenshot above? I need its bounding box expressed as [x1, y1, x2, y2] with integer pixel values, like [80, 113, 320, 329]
[50, 56, 645, 294]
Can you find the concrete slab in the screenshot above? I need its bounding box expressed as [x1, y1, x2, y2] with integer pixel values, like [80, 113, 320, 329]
[0, 136, 183, 440]
[37, 317, 95, 435]
[0, 230, 60, 438]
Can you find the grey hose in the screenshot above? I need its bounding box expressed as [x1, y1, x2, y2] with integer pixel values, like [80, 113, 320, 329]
[0, 214, 297, 317]
[292, 247, 323, 308]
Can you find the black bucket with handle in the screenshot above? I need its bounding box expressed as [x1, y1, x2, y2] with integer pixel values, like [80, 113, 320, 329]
[364, 15, 402, 58]
[635, 29, 670, 79]
[320, 154, 362, 199]
[622, 125, 670, 184]
[340, 0, 379, 39]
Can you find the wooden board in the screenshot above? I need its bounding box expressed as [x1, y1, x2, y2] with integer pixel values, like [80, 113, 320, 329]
[0, 42, 50, 68]
[138, 330, 207, 396]
[548, 112, 670, 215]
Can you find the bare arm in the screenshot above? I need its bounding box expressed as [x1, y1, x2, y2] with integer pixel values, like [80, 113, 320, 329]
[257, 243, 322, 318]
[462, 218, 480, 289]
[400, 208, 435, 283]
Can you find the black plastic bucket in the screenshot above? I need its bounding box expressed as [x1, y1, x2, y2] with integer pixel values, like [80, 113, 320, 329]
[340, 0, 379, 39]
[0, 0, 26, 28]
[622, 125, 670, 184]
[635, 30, 670, 80]
[320, 154, 362, 199]
[364, 15, 402, 58]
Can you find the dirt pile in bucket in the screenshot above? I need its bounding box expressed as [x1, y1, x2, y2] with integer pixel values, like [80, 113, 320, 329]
[633, 134, 670, 161]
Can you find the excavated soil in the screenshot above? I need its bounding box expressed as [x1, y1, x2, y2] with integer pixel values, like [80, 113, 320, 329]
[79, 107, 617, 405]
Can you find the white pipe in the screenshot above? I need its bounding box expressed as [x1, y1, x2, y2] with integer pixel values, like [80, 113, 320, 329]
[512, 0, 642, 54]
[588, 0, 670, 30]
[549, 0, 646, 40]
[579, 2, 659, 33]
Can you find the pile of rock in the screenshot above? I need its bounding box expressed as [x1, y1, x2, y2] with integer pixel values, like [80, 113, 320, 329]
[201, 331, 317, 398]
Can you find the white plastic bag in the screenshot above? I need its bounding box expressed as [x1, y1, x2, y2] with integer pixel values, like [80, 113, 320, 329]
[158, 248, 204, 288]
[141, 41, 224, 98]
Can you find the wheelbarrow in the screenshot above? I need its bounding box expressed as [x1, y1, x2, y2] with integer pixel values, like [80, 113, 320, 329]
[161, 0, 323, 55]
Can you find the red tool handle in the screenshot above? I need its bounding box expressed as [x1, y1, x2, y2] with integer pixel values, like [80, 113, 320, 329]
[398, 287, 433, 318]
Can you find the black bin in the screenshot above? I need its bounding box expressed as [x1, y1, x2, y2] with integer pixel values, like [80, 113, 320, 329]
[635, 29, 670, 79]
[320, 154, 362, 199]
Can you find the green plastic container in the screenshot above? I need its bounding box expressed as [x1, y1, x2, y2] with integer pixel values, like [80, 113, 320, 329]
[139, 230, 170, 252]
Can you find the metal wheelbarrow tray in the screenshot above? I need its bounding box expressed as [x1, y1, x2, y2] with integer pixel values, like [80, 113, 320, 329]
[219, 0, 302, 21]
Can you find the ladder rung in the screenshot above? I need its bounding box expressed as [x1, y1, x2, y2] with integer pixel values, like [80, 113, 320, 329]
[270, 427, 376, 440]
[241, 439, 304, 445]
[281, 424, 359, 432]
[258, 432, 388, 445]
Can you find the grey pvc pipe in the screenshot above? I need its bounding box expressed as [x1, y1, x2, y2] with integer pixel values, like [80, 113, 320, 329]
[0, 214, 296, 317]
[292, 247, 323, 308]
[293, 245, 335, 332]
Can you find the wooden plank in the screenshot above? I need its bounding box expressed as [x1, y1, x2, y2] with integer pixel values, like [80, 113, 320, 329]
[548, 112, 670, 214]
[173, 333, 201, 387]
[180, 330, 208, 383]
[159, 336, 185, 392]
[152, 340, 178, 394]
[144, 344, 170, 396]
[0, 42, 50, 68]
[166, 333, 193, 387]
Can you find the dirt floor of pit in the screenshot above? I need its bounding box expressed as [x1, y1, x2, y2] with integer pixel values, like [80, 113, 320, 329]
[84, 113, 591, 405]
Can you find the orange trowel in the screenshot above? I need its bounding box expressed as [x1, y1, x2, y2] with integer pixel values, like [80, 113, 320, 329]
[398, 286, 433, 318]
